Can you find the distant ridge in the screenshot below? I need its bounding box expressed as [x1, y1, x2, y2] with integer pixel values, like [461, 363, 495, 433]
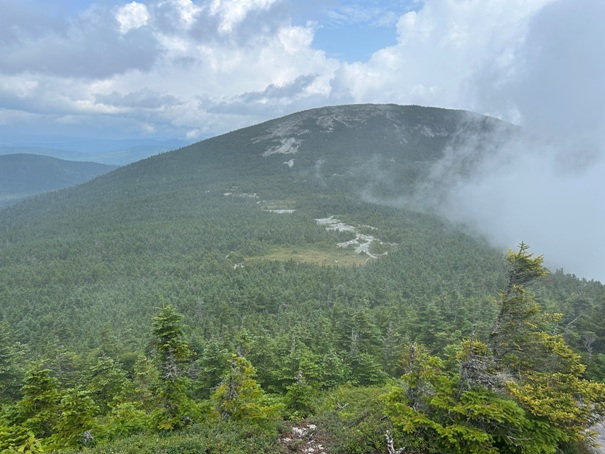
[0, 137, 188, 165]
[0, 153, 118, 208]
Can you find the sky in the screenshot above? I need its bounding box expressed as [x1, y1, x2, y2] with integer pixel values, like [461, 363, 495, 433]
[0, 0, 561, 142]
[0, 0, 604, 281]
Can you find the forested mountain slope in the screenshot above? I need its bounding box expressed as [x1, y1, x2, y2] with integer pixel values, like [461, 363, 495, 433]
[0, 104, 603, 453]
[0, 105, 517, 349]
[0, 153, 117, 208]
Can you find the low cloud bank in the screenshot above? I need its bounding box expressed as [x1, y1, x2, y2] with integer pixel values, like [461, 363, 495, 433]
[418, 130, 605, 283]
[419, 0, 605, 282]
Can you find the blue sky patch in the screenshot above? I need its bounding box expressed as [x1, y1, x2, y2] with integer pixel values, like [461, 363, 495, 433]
[312, 20, 397, 62]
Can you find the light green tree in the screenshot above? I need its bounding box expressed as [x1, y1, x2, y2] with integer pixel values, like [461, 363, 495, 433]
[16, 364, 60, 440]
[212, 355, 280, 424]
[489, 244, 605, 447]
[46, 387, 98, 450]
[489, 242, 549, 370]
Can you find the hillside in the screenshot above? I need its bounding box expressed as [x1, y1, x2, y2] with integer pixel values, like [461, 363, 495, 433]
[0, 153, 118, 208]
[0, 104, 603, 453]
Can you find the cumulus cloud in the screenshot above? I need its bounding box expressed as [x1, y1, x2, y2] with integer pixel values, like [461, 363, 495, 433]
[95, 88, 179, 109]
[331, 0, 553, 108]
[152, 0, 204, 32]
[209, 0, 281, 34]
[0, 3, 160, 78]
[0, 0, 331, 139]
[321, 0, 402, 28]
[0, 0, 562, 136]
[206, 74, 324, 117]
[116, 2, 151, 34]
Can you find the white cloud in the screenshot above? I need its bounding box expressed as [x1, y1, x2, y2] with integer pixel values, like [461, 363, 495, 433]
[1, 76, 40, 98]
[331, 0, 554, 110]
[171, 0, 202, 28]
[209, 0, 281, 34]
[321, 1, 403, 28]
[424, 131, 605, 282]
[115, 2, 151, 34]
[278, 24, 314, 54]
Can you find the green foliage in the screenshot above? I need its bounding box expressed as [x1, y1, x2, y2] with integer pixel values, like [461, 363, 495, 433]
[151, 304, 192, 374]
[95, 402, 149, 442]
[506, 242, 549, 287]
[0, 322, 26, 404]
[384, 352, 546, 453]
[58, 420, 280, 454]
[85, 355, 133, 414]
[489, 245, 605, 447]
[45, 387, 98, 450]
[211, 355, 281, 425]
[489, 243, 550, 369]
[382, 245, 605, 454]
[190, 338, 230, 399]
[0, 425, 43, 453]
[0, 153, 117, 209]
[150, 305, 194, 431]
[284, 371, 317, 419]
[319, 350, 350, 389]
[316, 385, 391, 453]
[130, 354, 158, 413]
[16, 364, 61, 439]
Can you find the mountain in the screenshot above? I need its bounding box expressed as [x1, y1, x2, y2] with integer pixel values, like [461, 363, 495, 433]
[0, 104, 601, 348]
[0, 105, 494, 331]
[0, 153, 118, 208]
[0, 105, 603, 452]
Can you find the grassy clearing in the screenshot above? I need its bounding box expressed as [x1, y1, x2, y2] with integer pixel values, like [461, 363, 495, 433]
[250, 247, 369, 266]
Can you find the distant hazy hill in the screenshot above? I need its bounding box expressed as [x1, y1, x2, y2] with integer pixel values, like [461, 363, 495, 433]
[0, 138, 188, 165]
[0, 153, 117, 208]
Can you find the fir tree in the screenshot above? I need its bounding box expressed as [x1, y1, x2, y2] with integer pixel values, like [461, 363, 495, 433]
[150, 304, 194, 430]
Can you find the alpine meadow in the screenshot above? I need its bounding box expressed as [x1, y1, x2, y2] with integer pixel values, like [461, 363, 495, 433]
[1, 105, 604, 453]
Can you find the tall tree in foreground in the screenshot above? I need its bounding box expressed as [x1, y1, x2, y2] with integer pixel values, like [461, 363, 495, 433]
[488, 242, 549, 371]
[150, 304, 194, 430]
[384, 244, 605, 453]
[490, 244, 605, 448]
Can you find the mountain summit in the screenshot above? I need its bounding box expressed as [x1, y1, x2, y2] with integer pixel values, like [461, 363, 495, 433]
[112, 104, 509, 194]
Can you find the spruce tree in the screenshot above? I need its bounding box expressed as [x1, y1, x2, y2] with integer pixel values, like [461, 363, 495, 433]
[0, 321, 25, 404]
[384, 245, 605, 453]
[16, 364, 61, 440]
[150, 304, 194, 430]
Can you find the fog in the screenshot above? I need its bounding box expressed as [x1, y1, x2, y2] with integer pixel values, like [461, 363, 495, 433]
[420, 0, 605, 282]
